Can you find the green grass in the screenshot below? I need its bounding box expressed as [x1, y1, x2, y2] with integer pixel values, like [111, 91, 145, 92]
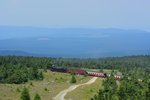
[65, 78, 104, 100]
[0, 70, 90, 100]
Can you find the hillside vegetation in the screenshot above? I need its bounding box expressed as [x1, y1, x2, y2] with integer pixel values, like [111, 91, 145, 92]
[0, 55, 150, 100]
[0, 70, 91, 100]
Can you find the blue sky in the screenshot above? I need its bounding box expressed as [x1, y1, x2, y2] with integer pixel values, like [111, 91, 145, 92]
[0, 0, 150, 31]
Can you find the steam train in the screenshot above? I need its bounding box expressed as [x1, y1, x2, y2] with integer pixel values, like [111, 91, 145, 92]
[50, 66, 107, 78]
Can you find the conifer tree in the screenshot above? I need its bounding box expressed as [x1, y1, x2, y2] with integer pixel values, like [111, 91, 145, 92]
[70, 74, 76, 83]
[20, 87, 30, 100]
[34, 93, 41, 100]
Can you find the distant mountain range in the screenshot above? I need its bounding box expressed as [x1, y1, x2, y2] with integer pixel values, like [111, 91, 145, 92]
[0, 50, 53, 57]
[0, 50, 31, 56]
[0, 26, 150, 58]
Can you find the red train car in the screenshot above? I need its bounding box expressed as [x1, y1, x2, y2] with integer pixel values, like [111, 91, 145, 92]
[87, 71, 107, 78]
[50, 65, 121, 80]
[67, 69, 87, 75]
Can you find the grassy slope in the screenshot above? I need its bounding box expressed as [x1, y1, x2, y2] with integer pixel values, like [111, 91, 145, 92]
[65, 78, 104, 100]
[0, 70, 90, 100]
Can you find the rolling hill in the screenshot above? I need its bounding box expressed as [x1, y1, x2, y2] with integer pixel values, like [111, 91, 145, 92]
[0, 26, 150, 57]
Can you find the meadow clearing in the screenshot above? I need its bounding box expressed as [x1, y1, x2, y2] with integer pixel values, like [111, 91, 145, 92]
[0, 70, 104, 100]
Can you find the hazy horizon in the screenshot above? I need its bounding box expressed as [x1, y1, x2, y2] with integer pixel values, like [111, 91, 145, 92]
[0, 0, 150, 31]
[0, 27, 149, 57]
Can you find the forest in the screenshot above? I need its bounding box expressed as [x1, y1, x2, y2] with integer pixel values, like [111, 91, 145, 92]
[0, 55, 150, 99]
[91, 68, 150, 100]
[0, 56, 51, 84]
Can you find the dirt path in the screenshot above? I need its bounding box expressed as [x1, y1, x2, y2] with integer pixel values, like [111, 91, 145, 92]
[53, 77, 98, 100]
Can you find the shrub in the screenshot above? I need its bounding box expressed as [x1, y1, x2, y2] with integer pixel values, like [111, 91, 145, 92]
[16, 88, 21, 92]
[34, 93, 41, 100]
[44, 87, 48, 91]
[30, 82, 33, 86]
[70, 74, 76, 83]
[20, 87, 30, 100]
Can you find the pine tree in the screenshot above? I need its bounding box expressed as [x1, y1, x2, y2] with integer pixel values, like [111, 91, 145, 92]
[20, 87, 30, 100]
[70, 74, 76, 83]
[34, 93, 41, 100]
[146, 83, 150, 100]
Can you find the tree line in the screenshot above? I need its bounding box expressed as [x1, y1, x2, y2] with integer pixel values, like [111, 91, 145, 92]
[0, 56, 52, 84]
[0, 55, 150, 85]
